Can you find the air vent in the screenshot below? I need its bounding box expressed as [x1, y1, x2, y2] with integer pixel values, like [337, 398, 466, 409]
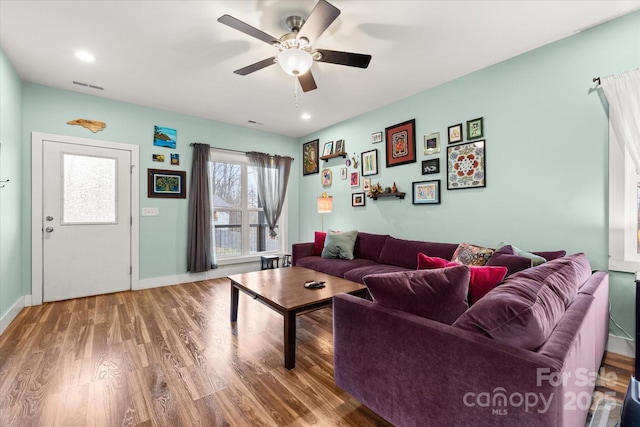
[73, 81, 104, 90]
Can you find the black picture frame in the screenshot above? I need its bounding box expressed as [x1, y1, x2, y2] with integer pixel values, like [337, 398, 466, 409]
[361, 149, 378, 176]
[352, 192, 366, 207]
[412, 180, 441, 205]
[385, 119, 416, 167]
[148, 169, 186, 198]
[303, 139, 319, 175]
[446, 140, 486, 190]
[448, 123, 463, 144]
[422, 158, 440, 175]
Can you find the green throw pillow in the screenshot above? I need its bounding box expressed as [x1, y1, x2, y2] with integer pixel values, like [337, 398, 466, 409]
[497, 241, 547, 266]
[321, 230, 358, 260]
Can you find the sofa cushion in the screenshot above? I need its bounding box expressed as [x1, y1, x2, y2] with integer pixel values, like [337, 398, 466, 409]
[363, 266, 470, 325]
[486, 245, 533, 276]
[451, 243, 494, 266]
[497, 242, 546, 266]
[353, 232, 390, 262]
[344, 263, 412, 284]
[532, 250, 567, 261]
[321, 230, 358, 260]
[297, 256, 378, 278]
[452, 253, 591, 350]
[312, 231, 327, 256]
[417, 254, 508, 304]
[378, 237, 458, 269]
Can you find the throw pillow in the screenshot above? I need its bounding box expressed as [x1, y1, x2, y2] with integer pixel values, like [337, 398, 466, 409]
[321, 229, 358, 260]
[496, 241, 546, 266]
[532, 250, 567, 261]
[417, 253, 507, 304]
[364, 266, 470, 325]
[312, 231, 326, 256]
[451, 243, 494, 266]
[485, 245, 533, 276]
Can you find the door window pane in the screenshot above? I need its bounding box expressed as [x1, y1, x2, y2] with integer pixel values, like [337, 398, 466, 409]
[62, 154, 117, 224]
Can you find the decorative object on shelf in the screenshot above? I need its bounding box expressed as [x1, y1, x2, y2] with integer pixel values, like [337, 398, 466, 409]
[322, 141, 334, 156]
[335, 139, 345, 153]
[148, 168, 186, 198]
[466, 117, 484, 140]
[423, 132, 440, 155]
[351, 154, 359, 169]
[303, 139, 319, 175]
[367, 182, 406, 200]
[154, 125, 177, 148]
[350, 171, 360, 187]
[317, 192, 333, 232]
[385, 119, 416, 167]
[361, 149, 378, 176]
[171, 153, 180, 165]
[392, 182, 397, 193]
[352, 192, 366, 207]
[345, 158, 351, 167]
[447, 140, 486, 190]
[412, 180, 441, 205]
[422, 158, 440, 175]
[340, 167, 347, 180]
[371, 131, 382, 143]
[321, 168, 332, 186]
[447, 123, 463, 144]
[67, 118, 106, 133]
[152, 154, 165, 162]
[362, 178, 371, 192]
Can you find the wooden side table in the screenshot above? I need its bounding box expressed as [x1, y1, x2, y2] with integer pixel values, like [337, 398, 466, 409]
[261, 255, 280, 270]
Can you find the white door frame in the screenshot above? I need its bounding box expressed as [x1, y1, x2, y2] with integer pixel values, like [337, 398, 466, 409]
[31, 132, 140, 305]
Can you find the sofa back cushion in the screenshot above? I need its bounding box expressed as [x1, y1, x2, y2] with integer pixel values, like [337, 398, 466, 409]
[378, 237, 458, 269]
[452, 253, 591, 350]
[353, 232, 390, 261]
[363, 266, 470, 325]
[485, 245, 533, 276]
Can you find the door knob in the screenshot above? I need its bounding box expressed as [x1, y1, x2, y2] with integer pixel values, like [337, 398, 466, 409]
[45, 227, 54, 233]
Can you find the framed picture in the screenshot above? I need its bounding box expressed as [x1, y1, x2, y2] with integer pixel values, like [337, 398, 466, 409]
[322, 141, 334, 156]
[154, 126, 177, 149]
[170, 153, 179, 165]
[412, 180, 441, 205]
[335, 139, 345, 153]
[447, 140, 486, 190]
[422, 158, 440, 175]
[350, 171, 360, 187]
[466, 117, 484, 140]
[361, 149, 378, 176]
[147, 169, 186, 198]
[303, 139, 319, 175]
[385, 119, 416, 167]
[448, 123, 463, 144]
[423, 132, 440, 155]
[352, 192, 366, 207]
[321, 168, 332, 186]
[152, 154, 165, 162]
[371, 131, 382, 143]
[340, 167, 347, 180]
[362, 178, 371, 192]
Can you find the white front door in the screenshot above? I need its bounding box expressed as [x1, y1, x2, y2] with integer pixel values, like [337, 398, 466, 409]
[41, 140, 132, 302]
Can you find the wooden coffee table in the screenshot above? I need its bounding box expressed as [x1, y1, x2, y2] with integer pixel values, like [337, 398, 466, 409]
[228, 266, 367, 369]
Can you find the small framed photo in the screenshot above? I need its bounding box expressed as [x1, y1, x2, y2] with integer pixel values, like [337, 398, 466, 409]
[361, 149, 378, 176]
[422, 158, 440, 175]
[448, 123, 463, 144]
[321, 168, 332, 186]
[148, 169, 186, 199]
[340, 167, 347, 180]
[152, 154, 165, 162]
[322, 141, 334, 156]
[466, 117, 484, 140]
[170, 153, 180, 165]
[423, 132, 440, 155]
[371, 131, 382, 143]
[385, 119, 416, 167]
[362, 178, 371, 191]
[335, 139, 345, 153]
[412, 180, 441, 205]
[303, 139, 319, 175]
[447, 140, 486, 190]
[352, 192, 366, 207]
[350, 171, 360, 187]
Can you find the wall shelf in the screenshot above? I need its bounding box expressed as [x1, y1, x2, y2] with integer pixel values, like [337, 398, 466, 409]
[320, 152, 347, 161]
[368, 192, 406, 200]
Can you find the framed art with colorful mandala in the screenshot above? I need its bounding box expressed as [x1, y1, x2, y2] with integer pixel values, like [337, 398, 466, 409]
[447, 140, 485, 190]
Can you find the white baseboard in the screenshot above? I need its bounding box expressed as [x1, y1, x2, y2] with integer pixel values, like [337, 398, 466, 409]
[137, 262, 260, 290]
[0, 296, 25, 336]
[607, 333, 635, 358]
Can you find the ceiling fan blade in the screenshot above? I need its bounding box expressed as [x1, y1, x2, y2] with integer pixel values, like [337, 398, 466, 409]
[218, 14, 280, 46]
[298, 71, 318, 92]
[315, 49, 372, 68]
[234, 57, 277, 76]
[297, 0, 340, 44]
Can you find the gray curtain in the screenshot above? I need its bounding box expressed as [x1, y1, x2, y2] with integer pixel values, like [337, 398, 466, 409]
[247, 151, 293, 238]
[187, 143, 214, 272]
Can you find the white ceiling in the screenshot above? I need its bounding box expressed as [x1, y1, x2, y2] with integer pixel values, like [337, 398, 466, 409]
[1, 1, 639, 138]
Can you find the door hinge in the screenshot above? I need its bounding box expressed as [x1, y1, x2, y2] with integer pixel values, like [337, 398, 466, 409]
[130, 216, 132, 225]
[130, 266, 132, 275]
[130, 165, 134, 174]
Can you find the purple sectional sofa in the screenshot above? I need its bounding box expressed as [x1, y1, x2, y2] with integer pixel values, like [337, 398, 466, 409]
[292, 233, 609, 427]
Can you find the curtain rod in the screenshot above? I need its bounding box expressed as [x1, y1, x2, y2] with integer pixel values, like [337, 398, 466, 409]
[593, 77, 601, 85]
[190, 143, 294, 161]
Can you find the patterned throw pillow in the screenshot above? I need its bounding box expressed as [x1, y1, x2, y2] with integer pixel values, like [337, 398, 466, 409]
[451, 243, 494, 266]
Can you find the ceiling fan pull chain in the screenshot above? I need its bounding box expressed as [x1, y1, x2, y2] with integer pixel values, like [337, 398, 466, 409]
[294, 77, 299, 108]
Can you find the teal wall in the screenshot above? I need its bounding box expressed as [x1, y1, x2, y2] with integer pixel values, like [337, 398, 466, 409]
[0, 48, 23, 319]
[296, 11, 640, 337]
[20, 83, 299, 284]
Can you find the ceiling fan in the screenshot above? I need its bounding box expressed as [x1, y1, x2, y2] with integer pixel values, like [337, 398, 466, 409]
[217, 0, 372, 92]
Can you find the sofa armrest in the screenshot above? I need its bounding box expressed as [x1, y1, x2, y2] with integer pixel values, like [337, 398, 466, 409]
[333, 293, 566, 427]
[292, 242, 315, 266]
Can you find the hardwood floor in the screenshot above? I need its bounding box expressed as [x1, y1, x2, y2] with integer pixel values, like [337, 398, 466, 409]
[0, 278, 634, 426]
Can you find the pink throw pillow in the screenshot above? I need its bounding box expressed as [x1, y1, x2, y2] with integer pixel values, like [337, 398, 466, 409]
[312, 231, 326, 256]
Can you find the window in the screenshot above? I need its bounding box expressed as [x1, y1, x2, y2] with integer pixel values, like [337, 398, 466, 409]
[210, 150, 285, 260]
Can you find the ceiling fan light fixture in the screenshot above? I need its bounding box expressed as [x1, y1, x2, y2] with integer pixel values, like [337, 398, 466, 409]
[277, 49, 313, 76]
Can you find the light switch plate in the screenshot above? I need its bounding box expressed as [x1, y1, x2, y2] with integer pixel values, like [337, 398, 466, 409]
[141, 207, 159, 216]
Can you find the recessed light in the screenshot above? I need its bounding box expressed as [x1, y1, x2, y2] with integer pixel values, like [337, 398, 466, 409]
[301, 113, 311, 120]
[75, 50, 95, 62]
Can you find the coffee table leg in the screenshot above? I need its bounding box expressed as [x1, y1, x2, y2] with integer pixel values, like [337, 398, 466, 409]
[284, 311, 296, 369]
[230, 283, 239, 322]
